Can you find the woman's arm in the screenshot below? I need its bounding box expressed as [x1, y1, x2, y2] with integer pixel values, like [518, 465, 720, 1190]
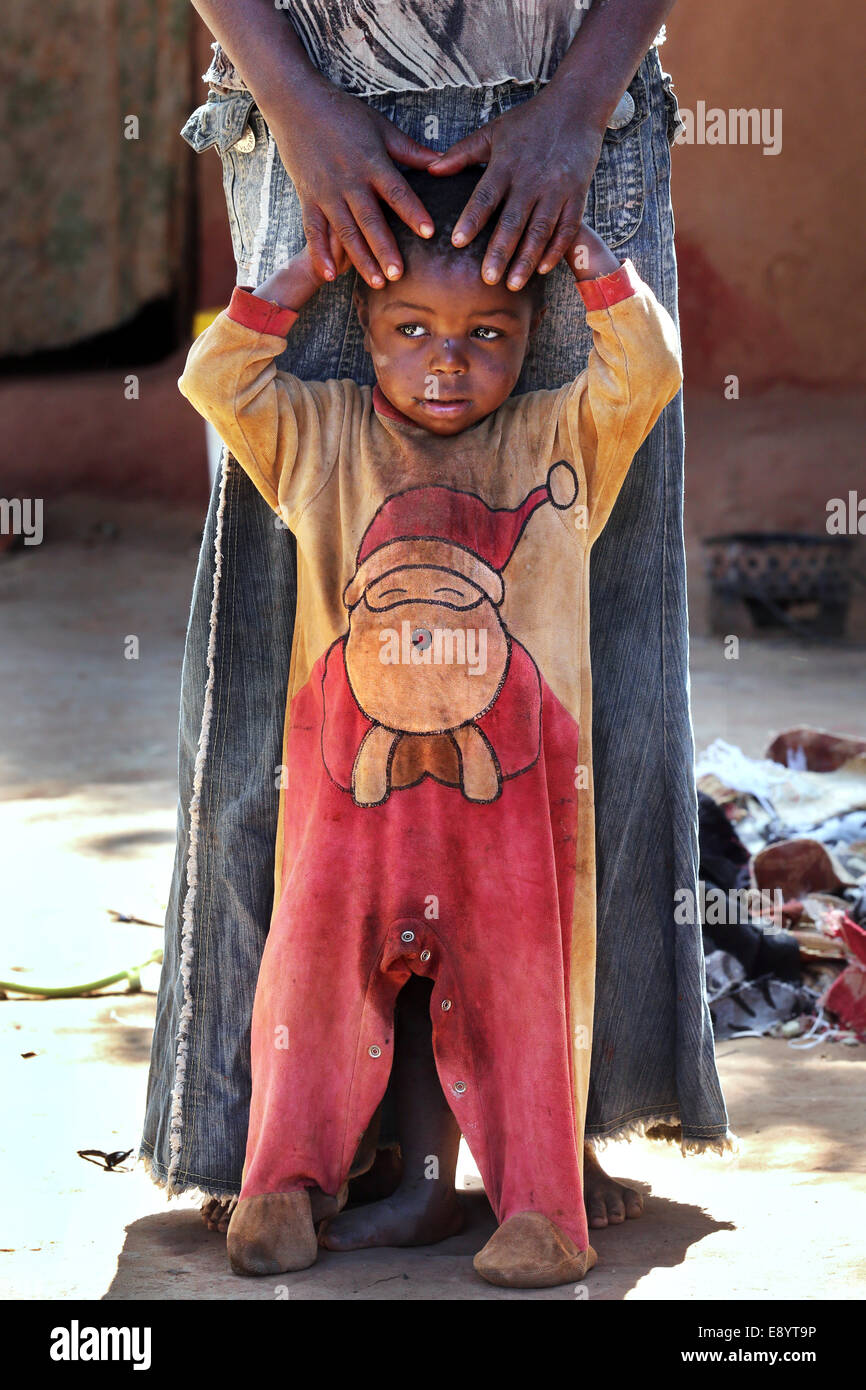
[429, 0, 678, 288]
[191, 0, 439, 287]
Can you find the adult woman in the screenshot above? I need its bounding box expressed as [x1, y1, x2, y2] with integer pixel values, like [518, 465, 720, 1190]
[141, 0, 731, 1237]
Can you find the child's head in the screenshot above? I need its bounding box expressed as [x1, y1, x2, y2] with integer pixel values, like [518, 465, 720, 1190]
[353, 168, 546, 435]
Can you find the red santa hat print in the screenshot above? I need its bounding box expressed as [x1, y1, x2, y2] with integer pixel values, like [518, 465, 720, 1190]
[343, 461, 578, 609]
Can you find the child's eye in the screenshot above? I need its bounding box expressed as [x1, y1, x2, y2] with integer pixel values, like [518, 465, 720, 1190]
[397, 324, 428, 338]
[471, 326, 503, 340]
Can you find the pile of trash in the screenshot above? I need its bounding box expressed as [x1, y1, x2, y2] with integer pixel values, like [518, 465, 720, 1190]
[695, 727, 866, 1044]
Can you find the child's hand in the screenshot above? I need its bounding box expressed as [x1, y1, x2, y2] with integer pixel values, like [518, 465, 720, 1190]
[253, 230, 352, 311]
[566, 223, 620, 282]
[328, 226, 353, 280]
[296, 229, 353, 291]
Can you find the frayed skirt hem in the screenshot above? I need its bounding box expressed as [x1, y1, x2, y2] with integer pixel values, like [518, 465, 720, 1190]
[137, 1149, 241, 1204]
[586, 1113, 740, 1157]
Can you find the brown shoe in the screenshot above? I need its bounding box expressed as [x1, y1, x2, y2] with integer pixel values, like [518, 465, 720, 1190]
[226, 1191, 318, 1277]
[473, 1211, 597, 1289]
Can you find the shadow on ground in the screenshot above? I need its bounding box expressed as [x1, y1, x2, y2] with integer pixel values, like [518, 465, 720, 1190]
[104, 1187, 733, 1301]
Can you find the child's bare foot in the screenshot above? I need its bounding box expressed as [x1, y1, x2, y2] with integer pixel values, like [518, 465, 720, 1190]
[318, 1182, 464, 1250]
[226, 1191, 317, 1276]
[583, 1144, 644, 1228]
[474, 1211, 597, 1289]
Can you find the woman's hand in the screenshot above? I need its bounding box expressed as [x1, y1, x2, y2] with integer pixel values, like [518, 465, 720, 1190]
[191, 1, 440, 287]
[267, 90, 440, 289]
[427, 88, 608, 290]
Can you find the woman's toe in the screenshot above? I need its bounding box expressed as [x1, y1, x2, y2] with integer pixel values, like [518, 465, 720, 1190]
[624, 1190, 644, 1219]
[587, 1196, 609, 1229]
[605, 1194, 627, 1224]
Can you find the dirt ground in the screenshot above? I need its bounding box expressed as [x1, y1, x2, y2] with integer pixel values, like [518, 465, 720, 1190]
[1, 498, 864, 1301]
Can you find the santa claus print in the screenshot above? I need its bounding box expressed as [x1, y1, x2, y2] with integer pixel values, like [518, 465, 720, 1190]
[320, 461, 579, 807]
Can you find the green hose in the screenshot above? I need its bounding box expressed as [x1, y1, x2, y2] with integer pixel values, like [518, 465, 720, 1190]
[0, 950, 163, 999]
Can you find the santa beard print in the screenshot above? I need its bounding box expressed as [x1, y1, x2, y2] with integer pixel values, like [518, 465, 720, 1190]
[344, 584, 508, 734]
[321, 466, 578, 805]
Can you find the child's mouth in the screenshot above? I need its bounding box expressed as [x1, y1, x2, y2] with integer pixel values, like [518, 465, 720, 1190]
[414, 397, 473, 417]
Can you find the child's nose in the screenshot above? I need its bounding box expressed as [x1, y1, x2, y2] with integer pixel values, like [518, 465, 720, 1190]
[429, 337, 468, 373]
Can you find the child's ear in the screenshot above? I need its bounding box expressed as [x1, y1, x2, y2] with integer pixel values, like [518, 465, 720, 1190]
[529, 303, 547, 338]
[353, 284, 371, 346]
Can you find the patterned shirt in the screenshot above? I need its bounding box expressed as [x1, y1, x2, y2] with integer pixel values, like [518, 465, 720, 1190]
[204, 0, 594, 97]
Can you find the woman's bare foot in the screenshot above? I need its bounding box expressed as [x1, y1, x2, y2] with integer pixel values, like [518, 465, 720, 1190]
[347, 1145, 403, 1204]
[583, 1144, 644, 1228]
[200, 1196, 236, 1233]
[319, 1182, 464, 1250]
[322, 974, 463, 1251]
[201, 1183, 346, 1234]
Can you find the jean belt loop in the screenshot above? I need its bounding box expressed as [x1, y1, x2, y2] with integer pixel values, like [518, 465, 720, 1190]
[480, 83, 497, 124]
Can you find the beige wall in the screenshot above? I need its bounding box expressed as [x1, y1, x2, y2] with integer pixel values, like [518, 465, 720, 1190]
[191, 11, 866, 391]
[664, 3, 865, 388]
[5, 10, 861, 508]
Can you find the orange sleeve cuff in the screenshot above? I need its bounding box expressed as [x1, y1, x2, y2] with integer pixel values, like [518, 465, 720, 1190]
[577, 258, 642, 312]
[226, 286, 299, 337]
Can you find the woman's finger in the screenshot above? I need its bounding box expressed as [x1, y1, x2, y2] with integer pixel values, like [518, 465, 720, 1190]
[500, 196, 564, 289]
[370, 158, 436, 239]
[380, 122, 445, 174]
[328, 198, 387, 288]
[426, 126, 493, 177]
[449, 162, 508, 248]
[302, 204, 336, 281]
[344, 187, 406, 281]
[327, 223, 351, 276]
[537, 199, 588, 275]
[477, 186, 536, 284]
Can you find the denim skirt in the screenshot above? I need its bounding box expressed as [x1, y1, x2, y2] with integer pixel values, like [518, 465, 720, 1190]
[140, 46, 731, 1199]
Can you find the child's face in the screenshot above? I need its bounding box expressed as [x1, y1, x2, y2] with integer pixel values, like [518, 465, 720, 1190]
[354, 255, 542, 435]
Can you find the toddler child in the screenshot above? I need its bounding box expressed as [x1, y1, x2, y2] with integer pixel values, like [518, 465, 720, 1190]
[177, 168, 682, 1289]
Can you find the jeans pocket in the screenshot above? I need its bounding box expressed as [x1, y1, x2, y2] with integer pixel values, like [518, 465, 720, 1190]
[220, 107, 273, 274]
[590, 65, 651, 249]
[181, 90, 275, 278]
[180, 88, 257, 155]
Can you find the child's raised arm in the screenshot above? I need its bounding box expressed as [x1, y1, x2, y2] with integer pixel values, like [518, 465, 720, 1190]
[178, 245, 356, 526]
[549, 225, 683, 544]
